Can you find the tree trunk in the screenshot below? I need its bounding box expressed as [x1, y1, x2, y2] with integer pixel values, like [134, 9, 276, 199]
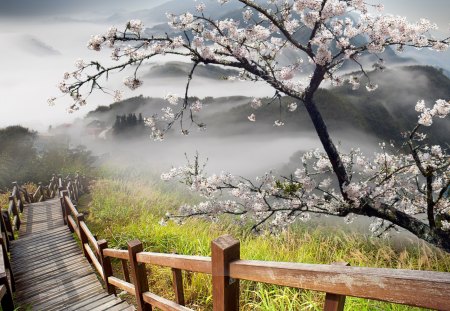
[301, 66, 450, 253]
[359, 203, 450, 253]
[303, 66, 350, 193]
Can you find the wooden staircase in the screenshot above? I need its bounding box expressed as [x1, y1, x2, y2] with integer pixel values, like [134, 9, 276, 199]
[9, 199, 133, 310]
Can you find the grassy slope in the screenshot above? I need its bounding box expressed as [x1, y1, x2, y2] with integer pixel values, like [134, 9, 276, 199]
[77, 169, 450, 311]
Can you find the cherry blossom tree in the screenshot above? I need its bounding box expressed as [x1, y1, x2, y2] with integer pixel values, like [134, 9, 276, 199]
[53, 0, 450, 251]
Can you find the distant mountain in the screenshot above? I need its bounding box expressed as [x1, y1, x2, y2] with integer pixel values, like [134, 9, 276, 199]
[85, 66, 449, 144]
[144, 62, 239, 80]
[14, 35, 61, 56]
[208, 66, 449, 143]
[107, 0, 243, 24]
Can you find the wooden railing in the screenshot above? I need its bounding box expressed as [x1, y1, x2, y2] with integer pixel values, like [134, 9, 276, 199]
[1, 173, 450, 310]
[0, 236, 14, 310]
[55, 176, 450, 311]
[0, 173, 84, 309]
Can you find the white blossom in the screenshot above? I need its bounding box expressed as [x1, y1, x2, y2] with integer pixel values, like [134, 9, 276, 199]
[123, 76, 143, 90]
[127, 19, 143, 33]
[250, 98, 262, 109]
[164, 93, 180, 105]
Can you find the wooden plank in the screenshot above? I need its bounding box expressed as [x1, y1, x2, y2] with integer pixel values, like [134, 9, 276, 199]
[70, 294, 119, 311]
[14, 269, 96, 298]
[10, 226, 69, 244]
[107, 302, 135, 311]
[11, 246, 80, 266]
[11, 236, 74, 252]
[229, 260, 450, 310]
[142, 291, 194, 311]
[136, 252, 212, 274]
[20, 276, 103, 304]
[14, 257, 91, 282]
[88, 295, 124, 311]
[16, 274, 100, 302]
[64, 293, 111, 310]
[108, 276, 135, 295]
[80, 221, 99, 253]
[12, 247, 82, 272]
[12, 235, 75, 251]
[104, 248, 129, 260]
[45, 290, 107, 311]
[84, 243, 104, 279]
[11, 241, 79, 262]
[68, 214, 80, 238]
[28, 283, 105, 310]
[64, 195, 79, 218]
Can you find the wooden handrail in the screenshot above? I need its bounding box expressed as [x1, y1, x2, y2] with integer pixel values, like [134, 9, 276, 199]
[103, 248, 129, 260]
[228, 260, 450, 310]
[80, 221, 99, 253]
[108, 276, 135, 295]
[0, 237, 14, 309]
[64, 196, 79, 219]
[67, 215, 79, 238]
[142, 292, 193, 311]
[84, 243, 104, 279]
[136, 252, 212, 274]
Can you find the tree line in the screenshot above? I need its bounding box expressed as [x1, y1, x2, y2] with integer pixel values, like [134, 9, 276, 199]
[112, 113, 147, 137]
[0, 125, 95, 191]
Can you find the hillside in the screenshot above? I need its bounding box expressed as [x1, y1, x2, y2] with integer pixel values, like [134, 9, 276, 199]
[85, 65, 450, 145]
[144, 62, 239, 80]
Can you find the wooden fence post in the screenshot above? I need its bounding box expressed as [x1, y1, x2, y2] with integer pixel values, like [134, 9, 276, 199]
[172, 268, 185, 306]
[0, 212, 11, 251]
[0, 237, 14, 292]
[121, 259, 131, 283]
[128, 240, 151, 311]
[211, 235, 240, 311]
[98, 239, 115, 295]
[9, 196, 20, 231]
[77, 214, 91, 262]
[0, 274, 13, 311]
[0, 237, 14, 311]
[59, 187, 67, 225]
[323, 262, 350, 311]
[38, 182, 45, 201]
[61, 191, 73, 233]
[1, 211, 13, 244]
[12, 182, 24, 212]
[23, 187, 31, 203]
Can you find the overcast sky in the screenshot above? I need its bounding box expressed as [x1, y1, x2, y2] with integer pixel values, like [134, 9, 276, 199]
[0, 0, 449, 131]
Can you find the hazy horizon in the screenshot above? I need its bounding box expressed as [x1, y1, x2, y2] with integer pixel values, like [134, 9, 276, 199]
[0, 0, 449, 131]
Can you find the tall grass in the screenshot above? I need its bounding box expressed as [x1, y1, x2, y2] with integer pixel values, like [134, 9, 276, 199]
[77, 171, 450, 311]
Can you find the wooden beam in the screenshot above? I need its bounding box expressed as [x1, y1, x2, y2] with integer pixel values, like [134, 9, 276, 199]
[128, 240, 151, 311]
[211, 235, 240, 311]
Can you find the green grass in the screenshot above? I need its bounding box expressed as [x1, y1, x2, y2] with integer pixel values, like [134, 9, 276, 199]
[76, 170, 450, 310]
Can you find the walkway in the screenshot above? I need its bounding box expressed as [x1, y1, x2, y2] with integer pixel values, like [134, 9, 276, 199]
[9, 198, 133, 310]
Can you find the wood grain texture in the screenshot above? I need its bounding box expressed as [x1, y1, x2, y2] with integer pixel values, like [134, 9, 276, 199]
[9, 198, 134, 310]
[229, 260, 450, 310]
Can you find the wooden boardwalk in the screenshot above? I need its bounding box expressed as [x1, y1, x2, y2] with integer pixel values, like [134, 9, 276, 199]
[9, 198, 134, 310]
